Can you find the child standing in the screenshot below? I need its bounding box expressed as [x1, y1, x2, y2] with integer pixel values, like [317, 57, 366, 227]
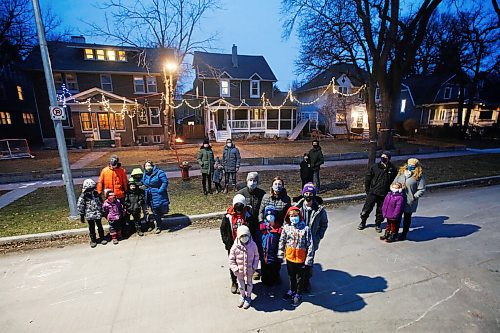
[124, 179, 146, 237]
[380, 182, 405, 242]
[299, 153, 314, 188]
[229, 225, 259, 309]
[77, 179, 107, 248]
[278, 206, 314, 307]
[260, 205, 282, 286]
[103, 190, 123, 245]
[212, 157, 224, 193]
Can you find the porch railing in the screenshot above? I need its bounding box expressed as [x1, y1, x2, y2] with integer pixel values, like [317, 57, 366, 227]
[228, 120, 265, 130]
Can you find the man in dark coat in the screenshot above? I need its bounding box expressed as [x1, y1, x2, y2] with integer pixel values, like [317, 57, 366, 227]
[197, 138, 215, 195]
[358, 151, 397, 232]
[308, 139, 324, 192]
[222, 138, 241, 192]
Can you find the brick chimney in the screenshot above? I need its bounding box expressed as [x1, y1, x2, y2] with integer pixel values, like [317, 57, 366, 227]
[232, 44, 238, 68]
[70, 36, 86, 43]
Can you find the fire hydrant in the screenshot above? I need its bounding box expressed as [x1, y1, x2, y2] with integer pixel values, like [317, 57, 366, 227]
[180, 161, 191, 181]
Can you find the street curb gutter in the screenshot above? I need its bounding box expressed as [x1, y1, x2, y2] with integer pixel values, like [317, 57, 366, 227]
[1, 174, 499, 246]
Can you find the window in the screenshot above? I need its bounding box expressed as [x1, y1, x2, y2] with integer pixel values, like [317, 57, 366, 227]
[339, 86, 349, 94]
[250, 80, 260, 98]
[0, 112, 12, 125]
[22, 113, 35, 124]
[153, 135, 161, 143]
[336, 112, 346, 123]
[134, 76, 145, 93]
[84, 49, 94, 60]
[100, 74, 113, 92]
[118, 50, 126, 61]
[137, 109, 148, 126]
[106, 50, 116, 61]
[147, 77, 157, 93]
[80, 112, 92, 131]
[54, 73, 64, 90]
[140, 136, 149, 143]
[375, 88, 380, 100]
[17, 86, 24, 100]
[149, 107, 161, 126]
[443, 87, 452, 99]
[96, 49, 105, 60]
[400, 99, 406, 113]
[65, 73, 78, 91]
[115, 113, 125, 130]
[220, 79, 230, 97]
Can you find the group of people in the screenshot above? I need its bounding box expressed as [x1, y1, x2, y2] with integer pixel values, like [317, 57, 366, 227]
[221, 172, 329, 309]
[77, 155, 170, 247]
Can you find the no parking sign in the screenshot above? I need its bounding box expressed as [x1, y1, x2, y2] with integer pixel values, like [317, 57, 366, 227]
[50, 106, 66, 120]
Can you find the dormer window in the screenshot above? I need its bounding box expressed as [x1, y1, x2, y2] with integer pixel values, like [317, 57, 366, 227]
[339, 86, 349, 94]
[443, 87, 452, 99]
[84, 49, 94, 60]
[107, 50, 116, 61]
[250, 80, 260, 98]
[220, 79, 230, 97]
[96, 49, 105, 60]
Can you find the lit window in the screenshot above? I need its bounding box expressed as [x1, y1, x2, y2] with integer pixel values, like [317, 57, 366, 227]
[117, 50, 126, 61]
[400, 99, 406, 113]
[107, 50, 116, 61]
[101, 74, 113, 92]
[0, 112, 12, 125]
[147, 77, 157, 93]
[54, 73, 64, 90]
[17, 86, 23, 100]
[443, 87, 452, 99]
[22, 113, 35, 124]
[65, 73, 78, 91]
[80, 112, 92, 131]
[149, 107, 161, 125]
[84, 49, 94, 60]
[115, 113, 125, 130]
[134, 76, 145, 93]
[96, 49, 105, 60]
[220, 79, 230, 97]
[250, 80, 260, 98]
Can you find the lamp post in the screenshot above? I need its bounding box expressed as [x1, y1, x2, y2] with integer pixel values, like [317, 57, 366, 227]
[163, 62, 177, 149]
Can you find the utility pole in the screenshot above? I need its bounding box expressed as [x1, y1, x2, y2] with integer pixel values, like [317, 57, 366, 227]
[32, 0, 78, 218]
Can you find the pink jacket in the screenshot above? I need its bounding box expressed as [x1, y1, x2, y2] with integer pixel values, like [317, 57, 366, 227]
[229, 237, 259, 283]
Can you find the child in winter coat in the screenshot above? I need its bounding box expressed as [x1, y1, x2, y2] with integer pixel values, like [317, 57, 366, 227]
[380, 182, 405, 242]
[102, 190, 123, 245]
[77, 179, 107, 248]
[212, 157, 224, 193]
[278, 206, 314, 307]
[299, 153, 314, 188]
[260, 205, 282, 286]
[124, 179, 146, 237]
[229, 225, 260, 309]
[220, 194, 252, 294]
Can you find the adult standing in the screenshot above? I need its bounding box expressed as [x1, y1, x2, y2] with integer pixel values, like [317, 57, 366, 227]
[294, 183, 328, 292]
[197, 138, 215, 195]
[259, 176, 291, 227]
[222, 138, 241, 193]
[142, 160, 170, 234]
[393, 158, 426, 241]
[299, 153, 314, 188]
[358, 151, 397, 233]
[97, 154, 128, 200]
[308, 139, 324, 192]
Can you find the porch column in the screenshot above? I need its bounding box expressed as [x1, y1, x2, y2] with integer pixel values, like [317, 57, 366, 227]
[248, 108, 251, 134]
[278, 108, 281, 131]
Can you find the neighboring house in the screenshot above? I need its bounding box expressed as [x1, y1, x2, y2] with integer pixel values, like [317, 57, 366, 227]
[294, 64, 369, 136]
[22, 36, 175, 148]
[0, 63, 42, 145]
[192, 45, 297, 141]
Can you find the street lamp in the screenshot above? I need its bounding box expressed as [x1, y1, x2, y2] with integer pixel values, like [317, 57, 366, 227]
[163, 61, 177, 149]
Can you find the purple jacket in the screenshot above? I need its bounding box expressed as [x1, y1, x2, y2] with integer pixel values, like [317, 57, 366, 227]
[382, 191, 404, 220]
[103, 199, 122, 221]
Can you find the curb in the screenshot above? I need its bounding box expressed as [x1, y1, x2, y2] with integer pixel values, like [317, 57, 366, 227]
[1, 174, 499, 246]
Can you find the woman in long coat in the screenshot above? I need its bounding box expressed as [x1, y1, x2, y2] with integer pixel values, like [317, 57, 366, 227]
[142, 160, 170, 234]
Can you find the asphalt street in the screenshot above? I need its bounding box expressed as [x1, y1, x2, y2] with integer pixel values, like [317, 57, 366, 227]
[0, 185, 499, 332]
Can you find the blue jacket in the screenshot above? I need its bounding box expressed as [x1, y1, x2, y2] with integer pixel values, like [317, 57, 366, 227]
[142, 166, 170, 214]
[222, 145, 241, 173]
[260, 222, 282, 264]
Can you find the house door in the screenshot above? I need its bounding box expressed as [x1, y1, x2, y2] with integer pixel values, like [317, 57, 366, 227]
[217, 109, 227, 130]
[356, 111, 364, 128]
[97, 113, 111, 139]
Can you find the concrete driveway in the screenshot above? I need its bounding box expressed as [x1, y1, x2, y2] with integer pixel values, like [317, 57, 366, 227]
[0, 185, 499, 332]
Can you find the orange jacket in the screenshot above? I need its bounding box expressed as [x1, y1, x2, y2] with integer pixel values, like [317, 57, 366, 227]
[97, 166, 128, 199]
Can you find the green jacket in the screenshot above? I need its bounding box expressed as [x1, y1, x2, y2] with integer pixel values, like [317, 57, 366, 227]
[308, 146, 324, 170]
[197, 147, 214, 174]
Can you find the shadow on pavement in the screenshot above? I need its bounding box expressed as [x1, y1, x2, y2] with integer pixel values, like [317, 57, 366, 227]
[252, 263, 387, 313]
[407, 215, 481, 242]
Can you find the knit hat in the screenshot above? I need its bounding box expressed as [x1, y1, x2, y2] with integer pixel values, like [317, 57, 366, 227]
[302, 182, 317, 196]
[130, 168, 143, 177]
[284, 206, 303, 224]
[246, 171, 259, 182]
[264, 205, 276, 217]
[203, 138, 210, 145]
[232, 194, 246, 206]
[381, 151, 391, 159]
[407, 158, 419, 166]
[236, 225, 251, 239]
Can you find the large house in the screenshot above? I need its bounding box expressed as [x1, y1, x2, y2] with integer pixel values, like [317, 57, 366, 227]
[22, 36, 175, 148]
[192, 45, 297, 141]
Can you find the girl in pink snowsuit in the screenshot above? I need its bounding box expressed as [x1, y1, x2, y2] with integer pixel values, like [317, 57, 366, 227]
[228, 225, 259, 309]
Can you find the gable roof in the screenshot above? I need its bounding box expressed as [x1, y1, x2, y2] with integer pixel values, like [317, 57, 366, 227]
[403, 73, 457, 105]
[65, 87, 136, 104]
[295, 63, 368, 93]
[193, 51, 277, 81]
[22, 41, 174, 75]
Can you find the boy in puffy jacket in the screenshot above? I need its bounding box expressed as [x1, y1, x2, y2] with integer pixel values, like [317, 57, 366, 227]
[77, 179, 107, 248]
[278, 206, 314, 307]
[380, 182, 405, 243]
[229, 225, 259, 309]
[124, 179, 146, 237]
[212, 157, 224, 193]
[260, 205, 282, 286]
[102, 190, 123, 245]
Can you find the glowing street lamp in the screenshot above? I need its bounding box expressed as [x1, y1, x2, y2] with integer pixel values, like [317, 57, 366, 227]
[163, 59, 178, 149]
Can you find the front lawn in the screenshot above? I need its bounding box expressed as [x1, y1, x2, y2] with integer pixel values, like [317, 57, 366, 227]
[1, 154, 499, 237]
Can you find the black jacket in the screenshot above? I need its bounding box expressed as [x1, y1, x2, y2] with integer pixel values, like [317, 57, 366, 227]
[365, 162, 397, 196]
[300, 160, 314, 182]
[237, 186, 266, 237]
[124, 188, 146, 213]
[308, 146, 324, 170]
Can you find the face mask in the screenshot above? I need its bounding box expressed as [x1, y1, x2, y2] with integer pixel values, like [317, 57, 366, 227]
[304, 156, 309, 161]
[226, 143, 232, 148]
[145, 165, 153, 173]
[203, 144, 209, 148]
[381, 157, 388, 164]
[234, 203, 244, 213]
[290, 216, 300, 225]
[240, 235, 249, 244]
[390, 187, 399, 193]
[407, 165, 416, 172]
[304, 195, 313, 202]
[272, 183, 283, 192]
[247, 179, 257, 190]
[266, 215, 275, 223]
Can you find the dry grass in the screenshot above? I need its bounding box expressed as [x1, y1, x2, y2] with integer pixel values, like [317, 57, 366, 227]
[0, 150, 87, 173]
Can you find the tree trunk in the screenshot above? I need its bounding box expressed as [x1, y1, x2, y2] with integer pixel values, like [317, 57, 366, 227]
[366, 81, 378, 165]
[462, 81, 477, 138]
[456, 84, 465, 139]
[378, 87, 394, 150]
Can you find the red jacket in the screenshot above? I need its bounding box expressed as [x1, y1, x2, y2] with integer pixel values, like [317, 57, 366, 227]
[97, 166, 128, 199]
